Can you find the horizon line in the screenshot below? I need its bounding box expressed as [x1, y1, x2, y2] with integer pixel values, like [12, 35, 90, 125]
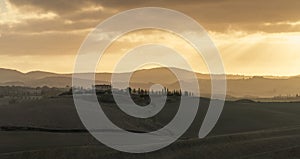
[0, 67, 299, 78]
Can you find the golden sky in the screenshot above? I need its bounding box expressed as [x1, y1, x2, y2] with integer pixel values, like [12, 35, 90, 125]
[0, 0, 300, 76]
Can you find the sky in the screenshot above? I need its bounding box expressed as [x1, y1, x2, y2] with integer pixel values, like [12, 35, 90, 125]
[0, 0, 300, 76]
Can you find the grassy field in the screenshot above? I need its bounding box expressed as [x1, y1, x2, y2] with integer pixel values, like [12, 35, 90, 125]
[0, 96, 299, 158]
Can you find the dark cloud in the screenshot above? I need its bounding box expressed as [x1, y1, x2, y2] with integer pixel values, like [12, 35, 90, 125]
[1, 0, 299, 57]
[9, 0, 92, 14]
[7, 0, 300, 33]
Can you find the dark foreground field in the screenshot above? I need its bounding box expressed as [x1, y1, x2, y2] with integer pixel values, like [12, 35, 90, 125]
[0, 96, 299, 159]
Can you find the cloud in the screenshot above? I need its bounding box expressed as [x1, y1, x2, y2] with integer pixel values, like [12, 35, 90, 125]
[8, 0, 91, 14]
[4, 0, 300, 34]
[0, 31, 86, 56]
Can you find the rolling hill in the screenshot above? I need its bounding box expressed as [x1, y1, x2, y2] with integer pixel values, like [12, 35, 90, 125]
[0, 67, 300, 99]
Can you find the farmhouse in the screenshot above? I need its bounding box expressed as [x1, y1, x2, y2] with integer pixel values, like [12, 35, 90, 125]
[93, 84, 111, 93]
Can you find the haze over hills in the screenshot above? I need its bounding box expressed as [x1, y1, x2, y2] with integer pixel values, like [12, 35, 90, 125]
[1, 67, 300, 99]
[0, 67, 246, 85]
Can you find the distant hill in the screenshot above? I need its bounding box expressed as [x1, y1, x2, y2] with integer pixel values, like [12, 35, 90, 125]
[0, 67, 300, 99]
[0, 67, 246, 86]
[25, 71, 64, 80]
[0, 68, 26, 83]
